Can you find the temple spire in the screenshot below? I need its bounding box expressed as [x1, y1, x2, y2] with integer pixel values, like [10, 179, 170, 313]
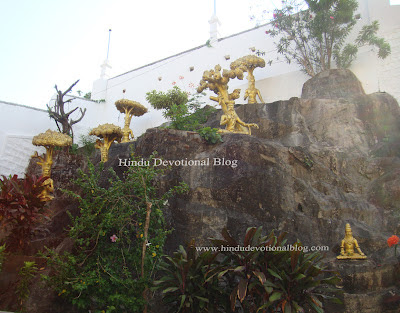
[209, 0, 220, 45]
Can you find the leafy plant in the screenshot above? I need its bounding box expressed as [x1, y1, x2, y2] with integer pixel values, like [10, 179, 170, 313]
[213, 227, 341, 312]
[154, 241, 228, 313]
[146, 86, 189, 112]
[157, 227, 341, 312]
[146, 86, 211, 131]
[0, 244, 6, 272]
[0, 175, 49, 251]
[265, 0, 390, 76]
[42, 152, 188, 312]
[69, 143, 79, 155]
[16, 261, 38, 311]
[198, 127, 223, 144]
[78, 133, 97, 157]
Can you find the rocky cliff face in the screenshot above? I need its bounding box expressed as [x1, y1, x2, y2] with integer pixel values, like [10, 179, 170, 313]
[126, 70, 400, 256]
[116, 69, 400, 312]
[21, 69, 400, 312]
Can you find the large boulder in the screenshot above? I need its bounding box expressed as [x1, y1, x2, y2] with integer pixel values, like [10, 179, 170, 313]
[301, 69, 366, 99]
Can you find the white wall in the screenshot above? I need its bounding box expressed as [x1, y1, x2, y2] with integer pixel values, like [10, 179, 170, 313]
[0, 98, 101, 176]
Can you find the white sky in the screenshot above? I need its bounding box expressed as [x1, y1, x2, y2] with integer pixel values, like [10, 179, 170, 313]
[0, 0, 280, 109]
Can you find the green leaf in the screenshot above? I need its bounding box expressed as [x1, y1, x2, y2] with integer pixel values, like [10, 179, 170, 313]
[195, 296, 209, 303]
[269, 292, 282, 302]
[268, 268, 283, 280]
[162, 287, 179, 294]
[234, 265, 246, 273]
[178, 295, 186, 310]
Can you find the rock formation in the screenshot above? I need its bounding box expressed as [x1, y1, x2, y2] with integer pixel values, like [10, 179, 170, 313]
[15, 69, 400, 312]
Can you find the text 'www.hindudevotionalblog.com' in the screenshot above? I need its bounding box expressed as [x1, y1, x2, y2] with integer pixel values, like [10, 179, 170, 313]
[195, 244, 330, 253]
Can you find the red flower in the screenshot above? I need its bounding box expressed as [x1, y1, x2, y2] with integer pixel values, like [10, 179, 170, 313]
[273, 13, 277, 18]
[275, 23, 278, 27]
[265, 30, 269, 34]
[330, 16, 334, 19]
[172, 81, 176, 85]
[388, 235, 399, 247]
[179, 76, 184, 80]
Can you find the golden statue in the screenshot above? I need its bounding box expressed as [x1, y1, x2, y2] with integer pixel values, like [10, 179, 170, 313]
[230, 55, 265, 104]
[337, 223, 367, 260]
[220, 101, 259, 135]
[32, 129, 72, 201]
[197, 64, 258, 135]
[89, 124, 122, 162]
[115, 96, 147, 143]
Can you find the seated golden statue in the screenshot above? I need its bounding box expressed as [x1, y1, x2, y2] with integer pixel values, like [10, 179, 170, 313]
[337, 223, 367, 260]
[219, 101, 259, 135]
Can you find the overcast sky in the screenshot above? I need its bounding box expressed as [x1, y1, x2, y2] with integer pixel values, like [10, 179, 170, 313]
[0, 0, 284, 109]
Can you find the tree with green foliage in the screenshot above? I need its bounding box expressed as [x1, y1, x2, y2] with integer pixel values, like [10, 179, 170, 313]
[146, 87, 222, 144]
[265, 0, 390, 76]
[145, 86, 206, 130]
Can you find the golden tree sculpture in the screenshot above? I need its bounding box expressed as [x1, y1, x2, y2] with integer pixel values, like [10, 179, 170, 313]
[197, 64, 258, 135]
[32, 129, 72, 201]
[115, 99, 147, 142]
[89, 124, 122, 162]
[230, 55, 265, 104]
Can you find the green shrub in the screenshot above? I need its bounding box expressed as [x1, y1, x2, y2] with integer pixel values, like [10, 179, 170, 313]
[42, 152, 188, 312]
[0, 175, 48, 251]
[16, 261, 38, 311]
[69, 143, 79, 155]
[153, 241, 228, 313]
[78, 133, 97, 157]
[146, 86, 214, 131]
[0, 244, 6, 272]
[156, 227, 341, 313]
[198, 127, 223, 144]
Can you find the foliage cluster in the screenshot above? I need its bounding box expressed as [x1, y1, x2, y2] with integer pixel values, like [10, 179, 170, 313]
[266, 0, 390, 76]
[0, 244, 6, 272]
[155, 227, 341, 313]
[16, 261, 38, 311]
[42, 153, 188, 312]
[146, 86, 222, 144]
[78, 134, 97, 157]
[198, 127, 223, 144]
[0, 175, 48, 251]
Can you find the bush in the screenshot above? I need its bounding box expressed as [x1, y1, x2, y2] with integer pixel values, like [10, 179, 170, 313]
[154, 242, 228, 313]
[78, 133, 97, 157]
[0, 175, 48, 251]
[0, 244, 6, 272]
[156, 227, 341, 312]
[42, 152, 188, 312]
[198, 127, 223, 144]
[146, 86, 215, 131]
[16, 261, 38, 311]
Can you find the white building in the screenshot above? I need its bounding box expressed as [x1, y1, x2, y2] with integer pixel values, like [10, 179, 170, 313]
[0, 0, 399, 176]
